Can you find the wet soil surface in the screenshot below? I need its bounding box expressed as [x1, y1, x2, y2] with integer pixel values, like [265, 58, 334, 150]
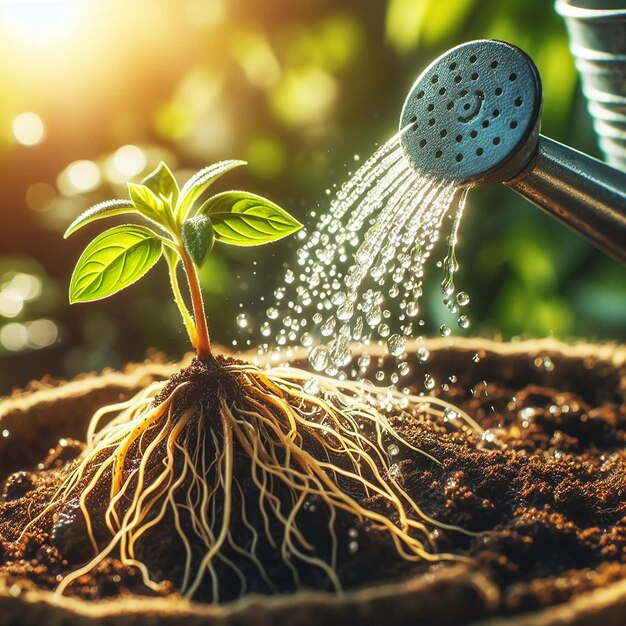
[0, 351, 625, 619]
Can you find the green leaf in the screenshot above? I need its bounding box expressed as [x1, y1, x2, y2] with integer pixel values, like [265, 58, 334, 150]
[64, 199, 136, 239]
[177, 159, 246, 220]
[69, 225, 162, 303]
[198, 191, 302, 246]
[127, 182, 164, 222]
[182, 215, 215, 267]
[141, 161, 179, 207]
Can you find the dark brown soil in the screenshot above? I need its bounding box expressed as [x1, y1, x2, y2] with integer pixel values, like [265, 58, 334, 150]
[0, 351, 624, 619]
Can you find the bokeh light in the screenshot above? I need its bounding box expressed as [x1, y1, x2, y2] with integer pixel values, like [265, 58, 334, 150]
[0, 322, 28, 351]
[271, 68, 338, 127]
[105, 145, 147, 183]
[12, 112, 46, 146]
[0, 272, 42, 319]
[25, 183, 56, 212]
[0, 318, 57, 352]
[25, 318, 59, 349]
[0, 291, 23, 318]
[58, 160, 101, 194]
[7, 272, 42, 301]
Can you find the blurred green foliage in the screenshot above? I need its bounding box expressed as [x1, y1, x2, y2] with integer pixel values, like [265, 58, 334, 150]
[0, 0, 623, 392]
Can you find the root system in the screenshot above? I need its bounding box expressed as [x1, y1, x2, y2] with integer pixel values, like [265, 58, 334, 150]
[17, 357, 477, 601]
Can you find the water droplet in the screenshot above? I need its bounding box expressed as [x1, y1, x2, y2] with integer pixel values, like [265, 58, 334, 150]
[266, 307, 279, 320]
[236, 313, 248, 328]
[439, 324, 451, 337]
[387, 334, 405, 357]
[458, 315, 470, 329]
[260, 322, 271, 337]
[457, 291, 470, 306]
[355, 242, 373, 266]
[320, 318, 336, 336]
[406, 301, 419, 317]
[357, 354, 370, 368]
[301, 332, 313, 347]
[424, 374, 435, 390]
[387, 443, 400, 456]
[309, 345, 329, 372]
[329, 336, 351, 367]
[365, 305, 381, 327]
[441, 274, 455, 296]
[337, 301, 354, 321]
[331, 291, 346, 306]
[389, 463, 402, 479]
[481, 430, 496, 444]
[348, 540, 359, 555]
[370, 264, 385, 280]
[444, 408, 458, 421]
[417, 346, 430, 362]
[399, 361, 410, 376]
[381, 242, 395, 261]
[303, 378, 321, 395]
[353, 316, 364, 340]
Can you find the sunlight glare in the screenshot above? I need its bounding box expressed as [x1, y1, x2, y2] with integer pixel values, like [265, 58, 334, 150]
[0, 0, 81, 40]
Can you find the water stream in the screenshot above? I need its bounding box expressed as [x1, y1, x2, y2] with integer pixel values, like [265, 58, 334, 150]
[247, 128, 471, 381]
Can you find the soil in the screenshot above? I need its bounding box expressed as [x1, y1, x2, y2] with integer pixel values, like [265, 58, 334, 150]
[0, 346, 624, 621]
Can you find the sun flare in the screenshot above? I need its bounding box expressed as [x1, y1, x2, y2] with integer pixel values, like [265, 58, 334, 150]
[0, 0, 82, 41]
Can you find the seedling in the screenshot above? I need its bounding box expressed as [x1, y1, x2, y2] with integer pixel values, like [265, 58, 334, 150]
[65, 160, 302, 358]
[22, 161, 473, 600]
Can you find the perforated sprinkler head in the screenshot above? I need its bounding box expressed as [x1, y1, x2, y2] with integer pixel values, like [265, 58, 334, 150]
[399, 38, 626, 263]
[400, 39, 543, 187]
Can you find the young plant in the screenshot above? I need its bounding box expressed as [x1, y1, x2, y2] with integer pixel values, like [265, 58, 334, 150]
[65, 160, 302, 358]
[20, 160, 474, 601]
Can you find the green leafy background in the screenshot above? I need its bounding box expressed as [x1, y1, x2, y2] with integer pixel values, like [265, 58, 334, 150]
[0, 0, 624, 392]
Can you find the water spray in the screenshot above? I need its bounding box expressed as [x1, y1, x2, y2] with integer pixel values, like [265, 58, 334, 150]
[400, 39, 626, 263]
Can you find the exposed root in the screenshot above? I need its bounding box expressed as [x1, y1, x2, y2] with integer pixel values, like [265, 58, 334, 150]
[21, 359, 478, 601]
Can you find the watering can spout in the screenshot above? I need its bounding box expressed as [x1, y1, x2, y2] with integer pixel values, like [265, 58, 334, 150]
[507, 136, 626, 263]
[399, 39, 626, 264]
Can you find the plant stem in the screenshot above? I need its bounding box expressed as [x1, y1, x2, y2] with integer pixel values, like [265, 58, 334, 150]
[180, 247, 212, 359]
[164, 249, 198, 348]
